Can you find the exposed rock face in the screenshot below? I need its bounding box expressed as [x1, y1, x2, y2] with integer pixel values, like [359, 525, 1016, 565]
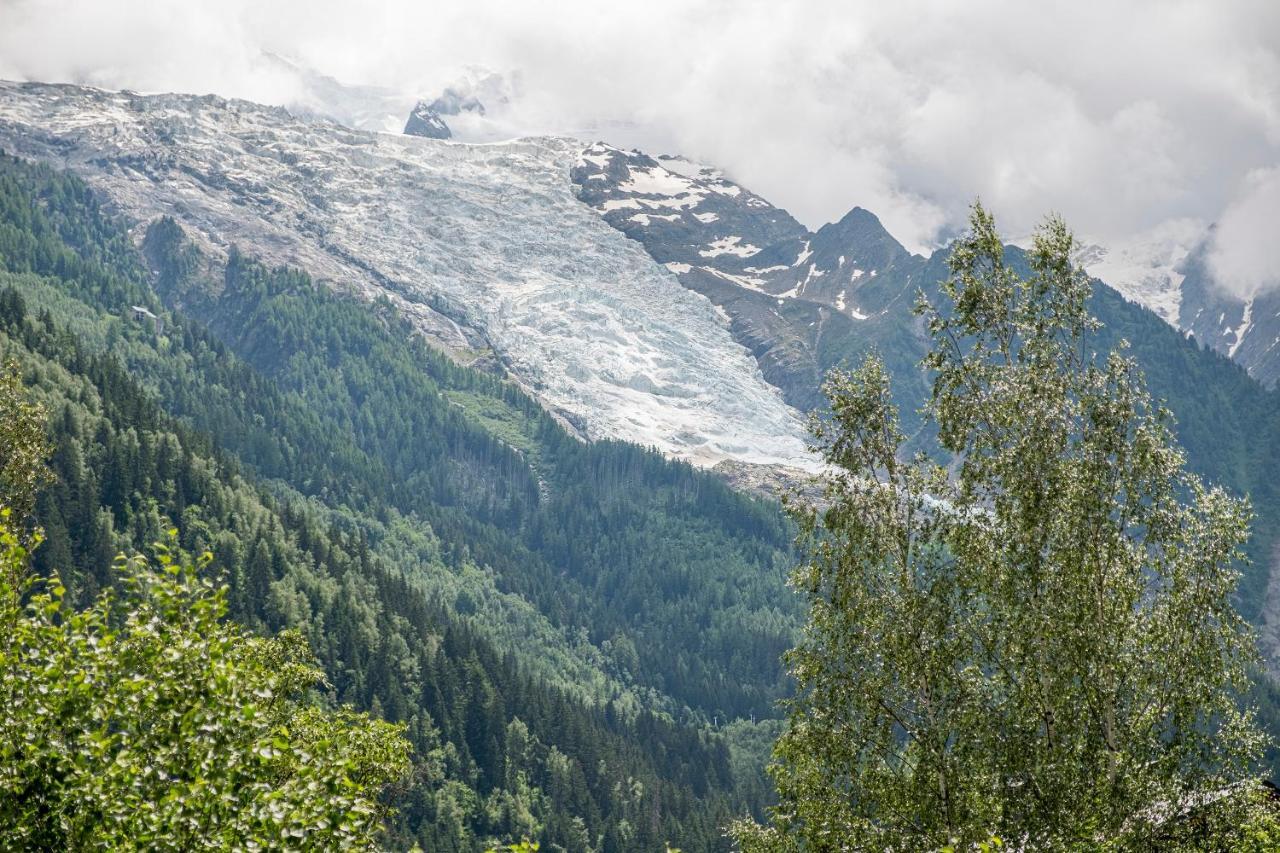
[1076, 221, 1280, 390]
[403, 100, 451, 139]
[404, 78, 500, 141]
[571, 142, 932, 419]
[1175, 238, 1280, 389]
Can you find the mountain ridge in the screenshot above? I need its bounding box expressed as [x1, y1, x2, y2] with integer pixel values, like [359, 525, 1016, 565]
[0, 80, 814, 470]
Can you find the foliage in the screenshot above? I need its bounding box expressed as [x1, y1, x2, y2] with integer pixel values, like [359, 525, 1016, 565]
[0, 371, 410, 850]
[736, 204, 1268, 850]
[145, 223, 797, 722]
[0, 530, 411, 850]
[0, 359, 52, 537]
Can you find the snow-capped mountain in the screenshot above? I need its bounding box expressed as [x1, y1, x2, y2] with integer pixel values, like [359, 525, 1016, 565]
[1076, 221, 1280, 388]
[402, 72, 516, 142]
[1177, 241, 1280, 386]
[1073, 220, 1203, 328]
[0, 81, 814, 470]
[3, 79, 1274, 479]
[404, 100, 452, 139]
[571, 143, 930, 416]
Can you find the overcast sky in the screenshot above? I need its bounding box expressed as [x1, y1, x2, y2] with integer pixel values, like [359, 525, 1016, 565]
[2, 0, 1278, 293]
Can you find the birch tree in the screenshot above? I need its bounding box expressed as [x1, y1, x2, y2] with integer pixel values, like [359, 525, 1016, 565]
[735, 204, 1268, 850]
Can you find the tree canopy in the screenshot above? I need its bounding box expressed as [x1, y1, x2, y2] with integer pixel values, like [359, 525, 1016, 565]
[735, 205, 1272, 850]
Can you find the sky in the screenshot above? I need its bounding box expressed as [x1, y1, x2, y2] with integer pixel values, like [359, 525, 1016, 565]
[1, 0, 1278, 295]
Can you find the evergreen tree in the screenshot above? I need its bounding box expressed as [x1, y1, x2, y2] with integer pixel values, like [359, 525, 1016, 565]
[0, 359, 52, 539]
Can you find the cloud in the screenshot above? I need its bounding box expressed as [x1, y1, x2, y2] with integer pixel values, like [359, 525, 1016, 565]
[1, 0, 1278, 279]
[1207, 166, 1280, 298]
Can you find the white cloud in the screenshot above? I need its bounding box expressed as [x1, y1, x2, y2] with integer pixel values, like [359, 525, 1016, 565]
[0, 0, 1277, 279]
[1208, 166, 1280, 298]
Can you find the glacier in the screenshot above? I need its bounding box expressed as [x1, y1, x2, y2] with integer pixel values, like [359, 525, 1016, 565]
[0, 82, 815, 469]
[1073, 219, 1204, 328]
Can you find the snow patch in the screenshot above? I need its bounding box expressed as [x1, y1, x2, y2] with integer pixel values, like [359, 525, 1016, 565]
[699, 235, 761, 259]
[577, 147, 614, 169]
[1229, 299, 1255, 358]
[618, 165, 699, 197]
[832, 290, 869, 318]
[795, 241, 812, 265]
[630, 212, 681, 226]
[703, 266, 770, 292]
[657, 155, 713, 179]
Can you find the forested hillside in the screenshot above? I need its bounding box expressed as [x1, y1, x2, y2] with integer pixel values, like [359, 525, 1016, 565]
[0, 151, 795, 851]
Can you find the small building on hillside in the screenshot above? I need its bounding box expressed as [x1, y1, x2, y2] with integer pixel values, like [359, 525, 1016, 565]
[129, 305, 163, 334]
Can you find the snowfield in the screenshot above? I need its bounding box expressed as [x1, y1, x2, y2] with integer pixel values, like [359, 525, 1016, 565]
[1074, 220, 1203, 327]
[0, 82, 814, 469]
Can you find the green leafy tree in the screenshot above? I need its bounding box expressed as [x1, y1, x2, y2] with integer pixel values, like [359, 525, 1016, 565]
[735, 204, 1268, 850]
[0, 528, 412, 851]
[0, 368, 411, 851]
[0, 360, 52, 541]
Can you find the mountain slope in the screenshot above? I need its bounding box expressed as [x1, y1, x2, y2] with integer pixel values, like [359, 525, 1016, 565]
[1073, 223, 1280, 391]
[571, 144, 1280, 637]
[0, 151, 799, 851]
[572, 143, 932, 422]
[6, 77, 1277, 646]
[0, 80, 811, 470]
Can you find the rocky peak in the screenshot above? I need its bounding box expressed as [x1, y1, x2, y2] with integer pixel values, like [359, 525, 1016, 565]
[404, 100, 451, 139]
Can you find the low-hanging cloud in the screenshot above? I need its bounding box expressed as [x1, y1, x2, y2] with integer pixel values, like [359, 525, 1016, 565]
[1, 0, 1277, 290]
[1208, 167, 1280, 298]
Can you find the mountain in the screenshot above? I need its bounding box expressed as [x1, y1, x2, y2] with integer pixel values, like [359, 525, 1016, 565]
[1071, 220, 1201, 328]
[571, 143, 930, 422]
[1176, 240, 1280, 389]
[404, 81, 500, 140]
[6, 80, 1280, 622]
[0, 81, 812, 471]
[1074, 220, 1280, 390]
[568, 140, 1280, 643]
[404, 100, 452, 138]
